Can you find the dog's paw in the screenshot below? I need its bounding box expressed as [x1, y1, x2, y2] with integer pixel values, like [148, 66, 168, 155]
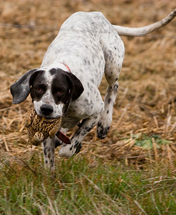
[97, 122, 110, 139]
[59, 145, 74, 158]
[59, 142, 82, 158]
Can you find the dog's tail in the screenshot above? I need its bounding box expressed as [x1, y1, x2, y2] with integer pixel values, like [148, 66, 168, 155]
[113, 9, 176, 37]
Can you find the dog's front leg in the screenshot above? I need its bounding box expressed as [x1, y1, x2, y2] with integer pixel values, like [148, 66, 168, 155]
[42, 137, 55, 171]
[59, 115, 100, 158]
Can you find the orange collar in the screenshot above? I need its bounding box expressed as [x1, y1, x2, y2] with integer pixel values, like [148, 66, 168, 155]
[60, 62, 71, 72]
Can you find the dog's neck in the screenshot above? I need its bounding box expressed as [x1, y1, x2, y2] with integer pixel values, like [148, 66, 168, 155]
[41, 62, 71, 73]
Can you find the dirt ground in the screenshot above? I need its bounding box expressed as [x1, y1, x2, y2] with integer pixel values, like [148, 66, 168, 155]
[0, 0, 176, 166]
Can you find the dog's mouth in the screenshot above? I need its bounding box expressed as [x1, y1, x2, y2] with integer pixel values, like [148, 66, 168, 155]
[34, 108, 61, 119]
[39, 113, 61, 119]
[33, 102, 64, 119]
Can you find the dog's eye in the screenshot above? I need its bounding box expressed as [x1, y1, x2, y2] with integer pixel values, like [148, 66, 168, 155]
[57, 91, 65, 96]
[35, 87, 44, 93]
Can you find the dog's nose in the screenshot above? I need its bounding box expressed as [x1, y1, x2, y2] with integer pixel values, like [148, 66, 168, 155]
[40, 104, 53, 115]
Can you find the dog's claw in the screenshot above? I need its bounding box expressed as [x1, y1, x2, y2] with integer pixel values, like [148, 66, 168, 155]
[97, 122, 110, 139]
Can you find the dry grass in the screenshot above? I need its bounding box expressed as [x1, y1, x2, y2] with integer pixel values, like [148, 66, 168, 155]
[0, 0, 176, 167]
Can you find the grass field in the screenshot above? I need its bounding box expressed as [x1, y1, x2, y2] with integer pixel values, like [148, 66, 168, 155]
[0, 0, 176, 214]
[1, 154, 176, 215]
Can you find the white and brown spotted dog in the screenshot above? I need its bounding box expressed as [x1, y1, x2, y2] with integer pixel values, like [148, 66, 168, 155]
[10, 10, 176, 170]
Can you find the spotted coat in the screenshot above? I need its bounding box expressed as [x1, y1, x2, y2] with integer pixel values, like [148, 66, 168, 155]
[11, 10, 176, 170]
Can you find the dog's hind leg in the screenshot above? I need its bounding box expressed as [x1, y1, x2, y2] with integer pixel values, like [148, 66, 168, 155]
[97, 33, 124, 139]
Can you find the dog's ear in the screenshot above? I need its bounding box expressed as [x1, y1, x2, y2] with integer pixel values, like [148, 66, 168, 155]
[66, 73, 84, 101]
[62, 73, 84, 115]
[10, 69, 39, 104]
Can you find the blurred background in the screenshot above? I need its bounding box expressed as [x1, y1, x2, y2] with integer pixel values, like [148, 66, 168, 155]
[0, 0, 175, 164]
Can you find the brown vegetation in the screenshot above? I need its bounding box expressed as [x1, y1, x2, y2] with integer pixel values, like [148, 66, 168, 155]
[0, 0, 176, 166]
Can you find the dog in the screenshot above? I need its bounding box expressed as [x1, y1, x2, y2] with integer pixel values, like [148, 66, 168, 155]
[10, 9, 176, 170]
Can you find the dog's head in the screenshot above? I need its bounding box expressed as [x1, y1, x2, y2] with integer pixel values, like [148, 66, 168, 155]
[10, 68, 84, 118]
